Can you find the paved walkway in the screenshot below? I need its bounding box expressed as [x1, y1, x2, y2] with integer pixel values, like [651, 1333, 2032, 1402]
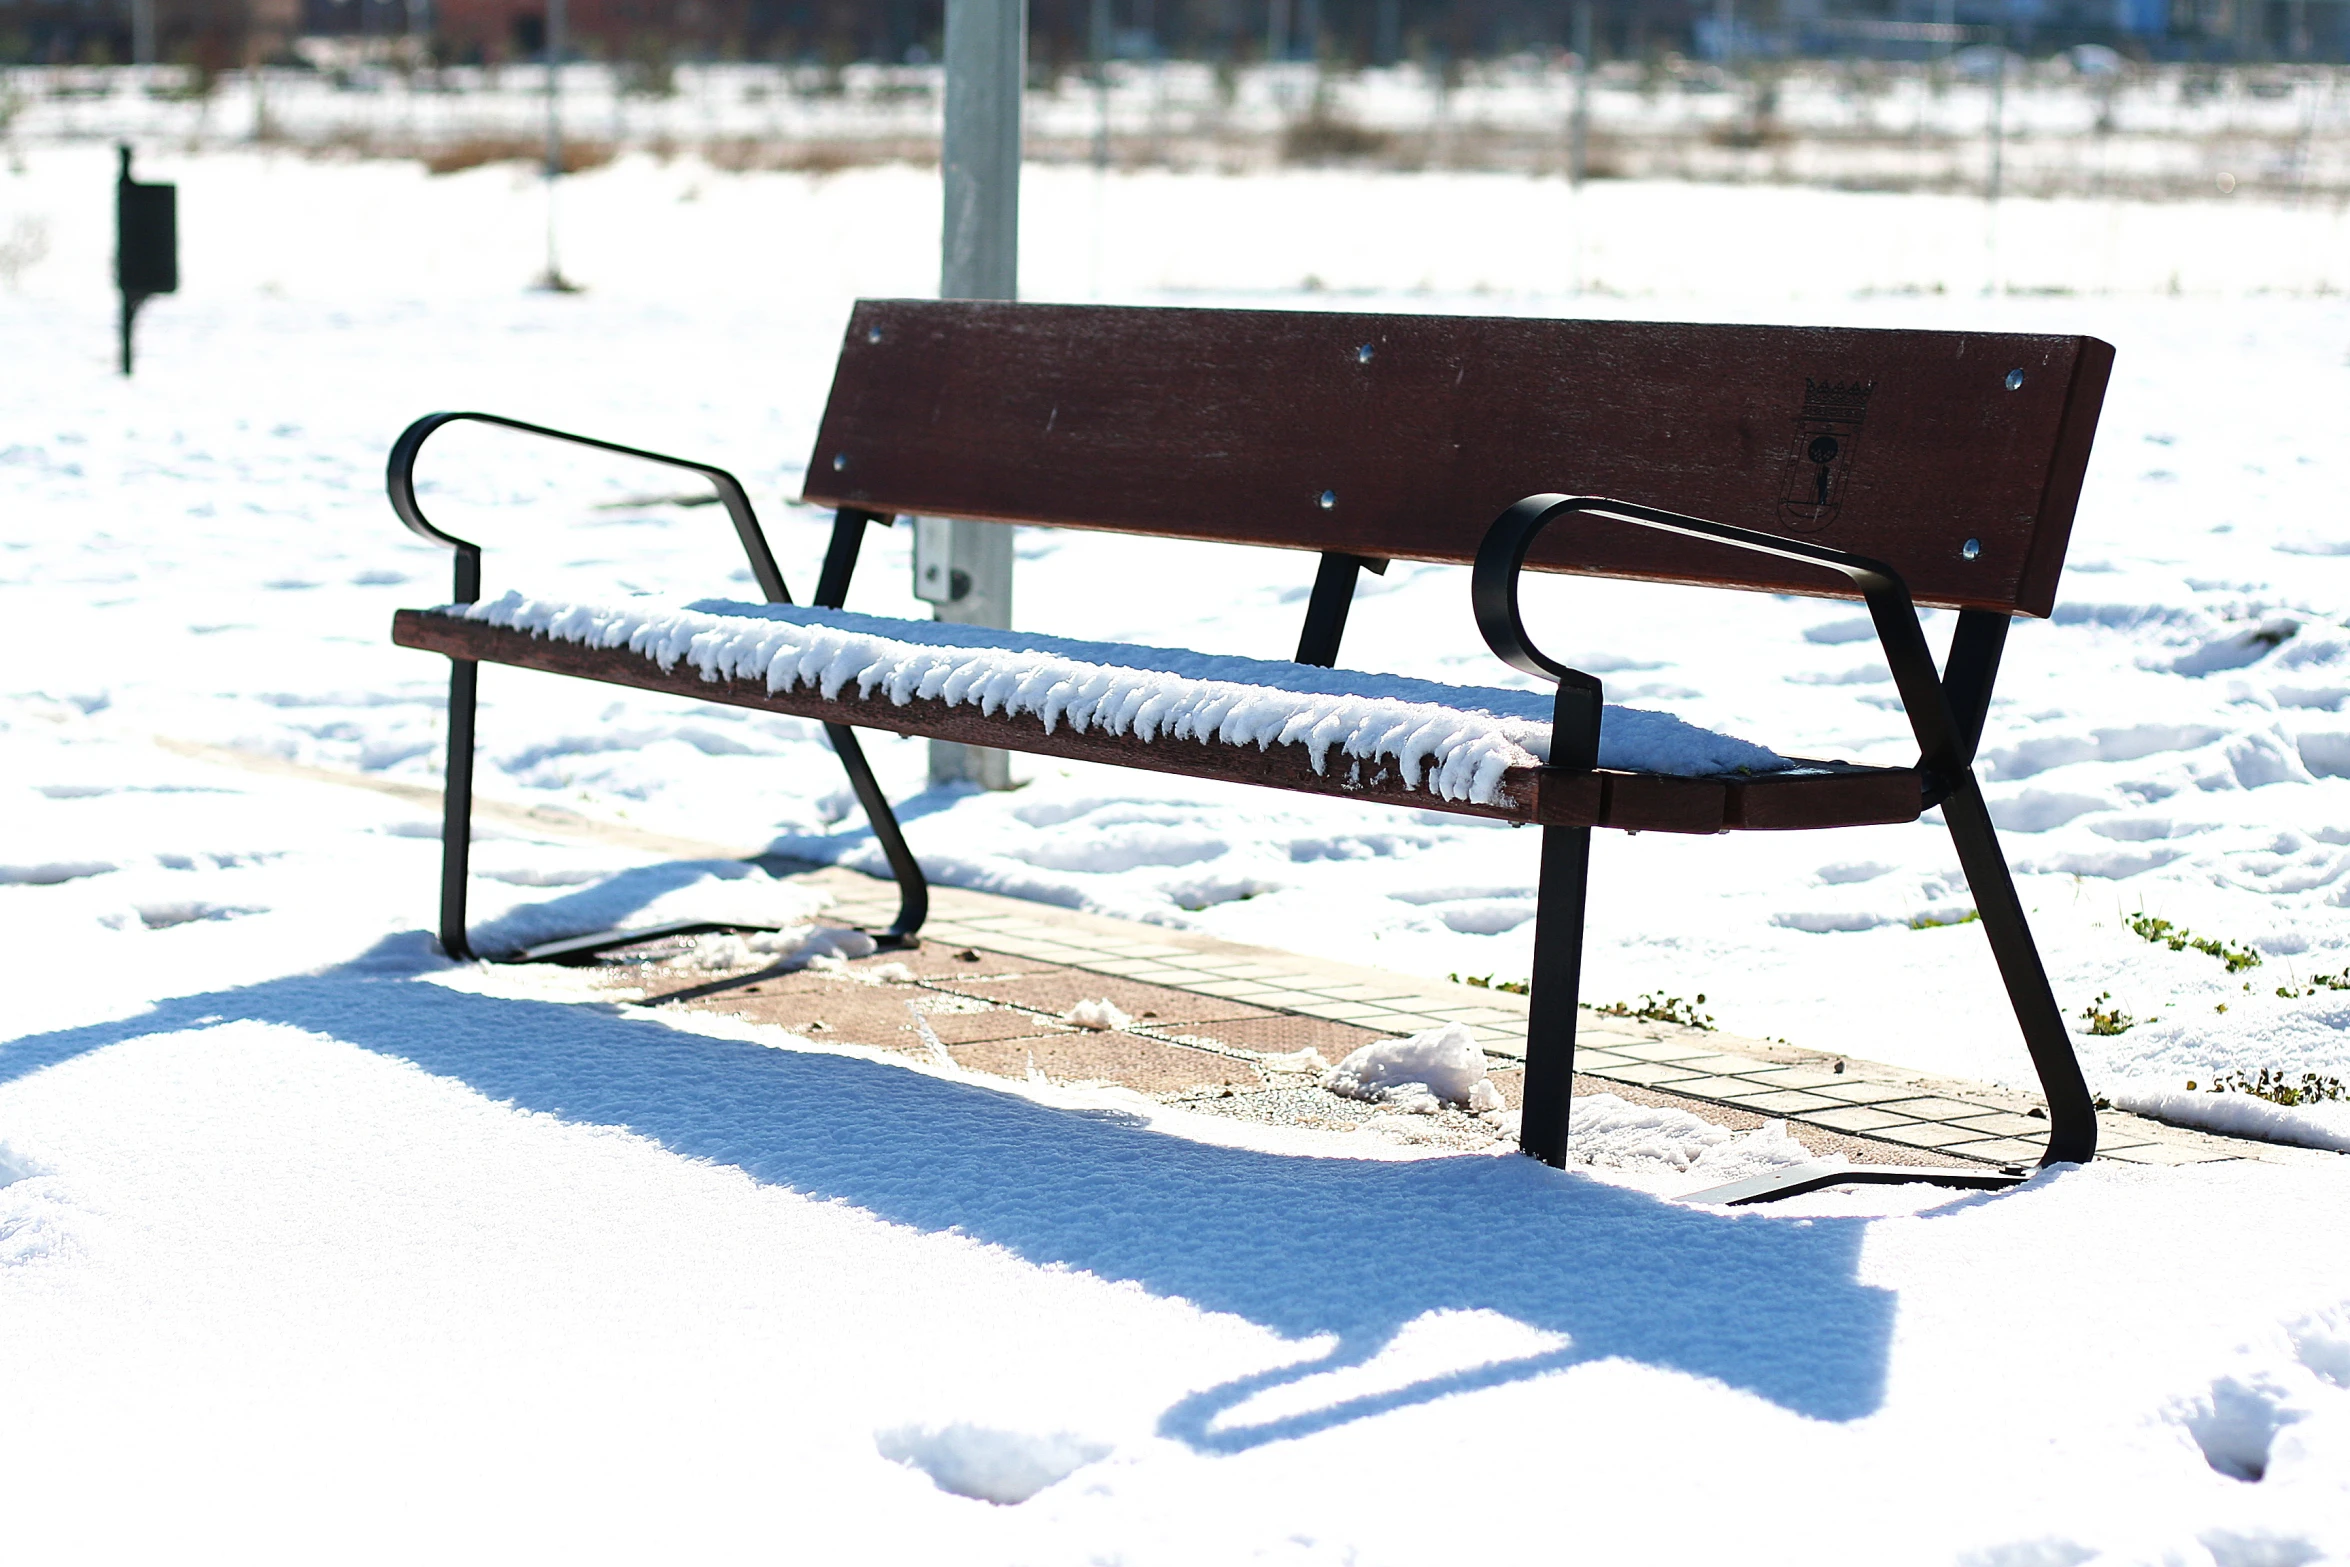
[703, 863, 2291, 1171]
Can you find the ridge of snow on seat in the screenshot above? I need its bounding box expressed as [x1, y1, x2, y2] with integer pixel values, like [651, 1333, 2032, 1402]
[450, 592, 1791, 806]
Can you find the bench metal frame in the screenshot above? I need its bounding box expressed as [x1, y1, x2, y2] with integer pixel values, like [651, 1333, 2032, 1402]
[1474, 495, 2097, 1182]
[386, 411, 928, 962]
[388, 418, 2100, 1194]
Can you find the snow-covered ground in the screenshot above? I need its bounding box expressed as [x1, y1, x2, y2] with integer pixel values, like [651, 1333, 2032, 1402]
[5, 148, 2350, 1562]
[8, 144, 2349, 1094]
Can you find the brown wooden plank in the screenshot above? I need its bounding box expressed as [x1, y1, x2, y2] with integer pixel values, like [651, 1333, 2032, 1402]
[392, 610, 1924, 834]
[1727, 766, 1926, 830]
[1601, 772, 1733, 835]
[802, 301, 2111, 617]
[2018, 336, 2116, 619]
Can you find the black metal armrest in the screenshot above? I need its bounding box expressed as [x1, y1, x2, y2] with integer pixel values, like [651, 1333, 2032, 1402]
[385, 410, 791, 606]
[1471, 493, 1970, 781]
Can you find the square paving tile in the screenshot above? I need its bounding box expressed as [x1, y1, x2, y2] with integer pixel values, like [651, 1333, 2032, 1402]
[1601, 1041, 1716, 1065]
[1731, 1067, 1849, 1090]
[1176, 977, 1280, 999]
[1663, 1074, 1771, 1100]
[1595, 1062, 1708, 1087]
[1960, 1137, 2049, 1164]
[1722, 1088, 1844, 1114]
[1671, 1053, 1775, 1075]
[2100, 1140, 2232, 1166]
[1874, 1096, 2009, 1123]
[1806, 1079, 1925, 1105]
[1947, 1112, 2053, 1138]
[1309, 1003, 1403, 1023]
[1866, 1121, 1998, 1150]
[1801, 1104, 1913, 1133]
[1572, 1049, 1639, 1071]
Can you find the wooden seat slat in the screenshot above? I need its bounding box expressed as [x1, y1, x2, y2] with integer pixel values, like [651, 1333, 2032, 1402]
[394, 609, 1925, 835]
[803, 301, 2113, 617]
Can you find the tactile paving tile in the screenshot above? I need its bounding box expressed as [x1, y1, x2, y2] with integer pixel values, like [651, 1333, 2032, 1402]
[947, 1032, 1266, 1094]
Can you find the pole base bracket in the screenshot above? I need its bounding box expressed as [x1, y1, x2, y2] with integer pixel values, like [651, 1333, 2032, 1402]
[1676, 1160, 2028, 1207]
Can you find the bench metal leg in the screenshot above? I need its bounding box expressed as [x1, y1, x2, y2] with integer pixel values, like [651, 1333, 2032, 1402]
[1940, 768, 2100, 1164]
[823, 722, 927, 946]
[1518, 822, 1594, 1167]
[1293, 552, 1389, 668]
[438, 655, 479, 962]
[813, 507, 928, 948]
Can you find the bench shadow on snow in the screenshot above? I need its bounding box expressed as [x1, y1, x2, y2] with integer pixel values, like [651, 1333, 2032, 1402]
[1, 934, 1898, 1448]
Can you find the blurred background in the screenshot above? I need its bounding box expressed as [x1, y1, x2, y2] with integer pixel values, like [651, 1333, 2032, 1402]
[0, 0, 2344, 204]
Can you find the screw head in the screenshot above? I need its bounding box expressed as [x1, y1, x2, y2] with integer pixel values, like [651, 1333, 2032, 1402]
[831, 453, 848, 472]
[2004, 368, 2025, 391]
[1962, 538, 1982, 560]
[1317, 489, 1337, 509]
[866, 326, 883, 344]
[1356, 344, 1374, 364]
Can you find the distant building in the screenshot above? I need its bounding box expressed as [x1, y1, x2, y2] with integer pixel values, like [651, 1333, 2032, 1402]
[0, 0, 299, 66]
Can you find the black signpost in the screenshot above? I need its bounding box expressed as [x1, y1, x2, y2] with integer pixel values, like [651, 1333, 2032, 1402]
[115, 146, 177, 375]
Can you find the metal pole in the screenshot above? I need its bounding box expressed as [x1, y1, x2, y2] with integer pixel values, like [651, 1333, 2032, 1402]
[115, 144, 138, 376]
[1985, 34, 2005, 295]
[935, 0, 1024, 790]
[1569, 1, 1591, 187]
[540, 0, 569, 290]
[1091, 0, 1112, 170]
[131, 0, 155, 69]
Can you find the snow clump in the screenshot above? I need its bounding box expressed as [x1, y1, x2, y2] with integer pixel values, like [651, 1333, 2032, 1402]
[679, 924, 877, 973]
[1063, 997, 1134, 1031]
[875, 1422, 1111, 1505]
[1325, 1023, 1502, 1113]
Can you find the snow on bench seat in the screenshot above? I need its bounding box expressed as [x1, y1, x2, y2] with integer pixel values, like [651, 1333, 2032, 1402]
[450, 592, 1790, 808]
[397, 595, 1926, 832]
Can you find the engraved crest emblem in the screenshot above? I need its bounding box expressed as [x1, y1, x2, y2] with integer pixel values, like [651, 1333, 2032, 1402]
[1778, 379, 1873, 533]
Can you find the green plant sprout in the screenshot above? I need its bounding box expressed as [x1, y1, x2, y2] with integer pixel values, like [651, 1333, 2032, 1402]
[2125, 912, 2261, 973]
[2079, 991, 2145, 1035]
[1595, 992, 1716, 1030]
[2182, 1069, 2349, 1107]
[1450, 972, 1530, 995]
[2273, 969, 2350, 1000]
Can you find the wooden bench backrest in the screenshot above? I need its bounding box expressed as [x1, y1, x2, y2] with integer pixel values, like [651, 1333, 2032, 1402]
[800, 300, 2113, 617]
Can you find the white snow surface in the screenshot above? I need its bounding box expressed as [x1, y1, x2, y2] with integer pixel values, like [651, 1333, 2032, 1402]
[2109, 1083, 2350, 1154]
[456, 592, 1790, 799]
[7, 148, 2350, 1563]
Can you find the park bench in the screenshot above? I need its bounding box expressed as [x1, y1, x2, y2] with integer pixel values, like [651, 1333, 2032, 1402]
[387, 300, 2114, 1187]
